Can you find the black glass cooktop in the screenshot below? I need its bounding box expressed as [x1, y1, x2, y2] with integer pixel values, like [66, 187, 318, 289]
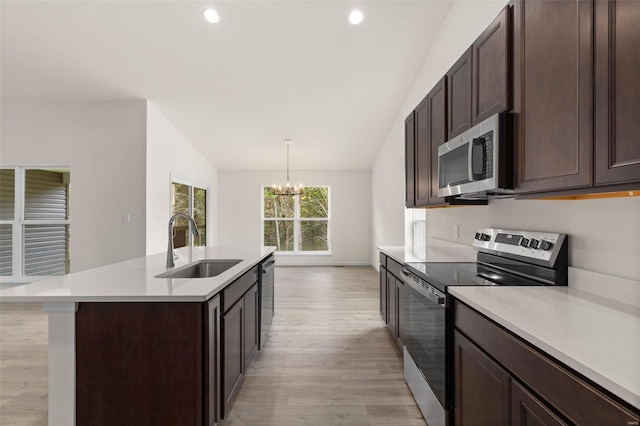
[404, 261, 545, 293]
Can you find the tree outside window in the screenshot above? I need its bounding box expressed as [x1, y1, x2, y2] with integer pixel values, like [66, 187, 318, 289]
[171, 182, 207, 248]
[263, 186, 330, 252]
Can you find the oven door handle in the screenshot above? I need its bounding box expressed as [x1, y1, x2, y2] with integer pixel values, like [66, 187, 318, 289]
[400, 269, 447, 307]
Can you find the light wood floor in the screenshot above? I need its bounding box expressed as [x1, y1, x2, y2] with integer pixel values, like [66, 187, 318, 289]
[0, 266, 425, 426]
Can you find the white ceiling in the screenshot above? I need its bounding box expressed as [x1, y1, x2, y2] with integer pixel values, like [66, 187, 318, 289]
[1, 1, 452, 170]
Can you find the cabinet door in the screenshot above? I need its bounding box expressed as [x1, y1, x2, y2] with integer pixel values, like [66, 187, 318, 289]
[244, 283, 259, 368]
[222, 300, 244, 418]
[454, 330, 510, 426]
[595, 0, 640, 185]
[428, 77, 447, 205]
[379, 266, 387, 322]
[205, 296, 221, 426]
[396, 276, 405, 348]
[405, 112, 416, 207]
[415, 97, 430, 206]
[514, 0, 593, 194]
[472, 6, 511, 124]
[447, 47, 473, 139]
[386, 274, 397, 340]
[512, 380, 567, 426]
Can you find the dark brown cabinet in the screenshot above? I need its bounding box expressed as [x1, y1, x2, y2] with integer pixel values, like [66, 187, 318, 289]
[222, 281, 259, 418]
[512, 380, 567, 426]
[386, 273, 397, 340]
[454, 300, 640, 425]
[447, 47, 473, 139]
[205, 296, 221, 426]
[405, 111, 416, 207]
[594, 0, 640, 186]
[379, 265, 387, 322]
[514, 0, 593, 194]
[244, 283, 258, 367]
[454, 330, 510, 426]
[414, 78, 447, 207]
[472, 6, 511, 124]
[379, 253, 404, 348]
[222, 298, 244, 418]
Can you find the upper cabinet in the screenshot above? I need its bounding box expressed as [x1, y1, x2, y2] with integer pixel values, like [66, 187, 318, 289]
[448, 6, 512, 140]
[594, 0, 640, 186]
[405, 112, 416, 207]
[514, 0, 640, 196]
[513, 0, 593, 194]
[407, 83, 449, 208]
[447, 48, 473, 139]
[415, 77, 448, 207]
[472, 6, 511, 125]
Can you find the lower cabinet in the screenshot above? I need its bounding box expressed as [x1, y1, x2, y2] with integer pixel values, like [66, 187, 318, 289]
[454, 300, 640, 425]
[454, 330, 510, 426]
[205, 296, 221, 426]
[379, 253, 404, 349]
[222, 281, 259, 418]
[511, 380, 567, 426]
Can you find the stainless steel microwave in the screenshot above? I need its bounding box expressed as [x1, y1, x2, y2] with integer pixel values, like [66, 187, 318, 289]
[437, 112, 513, 199]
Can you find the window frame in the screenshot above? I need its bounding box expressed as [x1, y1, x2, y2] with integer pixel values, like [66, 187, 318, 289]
[170, 174, 211, 247]
[0, 166, 71, 283]
[261, 185, 332, 255]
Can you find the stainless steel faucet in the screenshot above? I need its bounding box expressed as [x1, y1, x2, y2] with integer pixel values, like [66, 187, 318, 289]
[167, 213, 200, 268]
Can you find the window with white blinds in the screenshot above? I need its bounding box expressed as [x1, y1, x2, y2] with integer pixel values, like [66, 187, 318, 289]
[0, 168, 70, 279]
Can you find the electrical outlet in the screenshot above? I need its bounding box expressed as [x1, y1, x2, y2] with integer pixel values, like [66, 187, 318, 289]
[453, 225, 459, 239]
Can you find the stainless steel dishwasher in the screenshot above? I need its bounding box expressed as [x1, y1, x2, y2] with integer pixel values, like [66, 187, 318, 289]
[259, 254, 275, 349]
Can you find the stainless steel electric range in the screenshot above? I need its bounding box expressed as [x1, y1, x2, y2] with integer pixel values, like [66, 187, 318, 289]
[399, 228, 569, 426]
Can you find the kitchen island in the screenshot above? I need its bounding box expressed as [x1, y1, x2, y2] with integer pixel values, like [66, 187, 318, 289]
[0, 246, 275, 426]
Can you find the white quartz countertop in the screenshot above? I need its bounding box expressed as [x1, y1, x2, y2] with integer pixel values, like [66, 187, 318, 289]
[0, 246, 275, 302]
[378, 240, 476, 265]
[449, 286, 640, 410]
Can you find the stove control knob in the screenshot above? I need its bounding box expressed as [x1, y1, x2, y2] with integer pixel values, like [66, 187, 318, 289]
[475, 232, 482, 240]
[529, 239, 539, 249]
[481, 233, 491, 241]
[520, 238, 530, 247]
[539, 240, 554, 251]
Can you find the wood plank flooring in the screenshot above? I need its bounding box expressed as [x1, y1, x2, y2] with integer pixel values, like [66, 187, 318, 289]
[223, 266, 425, 425]
[0, 266, 425, 426]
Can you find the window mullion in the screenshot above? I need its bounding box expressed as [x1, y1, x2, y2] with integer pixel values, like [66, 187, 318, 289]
[294, 195, 300, 252]
[14, 168, 23, 277]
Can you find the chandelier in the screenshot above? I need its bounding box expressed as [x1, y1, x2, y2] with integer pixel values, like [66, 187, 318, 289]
[271, 139, 304, 196]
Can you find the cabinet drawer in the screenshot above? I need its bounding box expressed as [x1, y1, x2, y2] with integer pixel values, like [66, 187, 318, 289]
[379, 252, 387, 268]
[222, 266, 259, 313]
[386, 257, 404, 280]
[454, 301, 640, 424]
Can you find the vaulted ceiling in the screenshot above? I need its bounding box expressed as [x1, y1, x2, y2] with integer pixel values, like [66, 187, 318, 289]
[1, 1, 452, 170]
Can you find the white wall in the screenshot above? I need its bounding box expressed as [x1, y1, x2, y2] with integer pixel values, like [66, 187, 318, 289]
[426, 198, 640, 281]
[371, 0, 640, 282]
[145, 102, 219, 255]
[371, 0, 509, 265]
[218, 170, 371, 266]
[0, 100, 147, 272]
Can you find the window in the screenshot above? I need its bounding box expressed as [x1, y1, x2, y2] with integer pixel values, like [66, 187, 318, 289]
[0, 167, 70, 279]
[171, 180, 207, 248]
[263, 186, 330, 253]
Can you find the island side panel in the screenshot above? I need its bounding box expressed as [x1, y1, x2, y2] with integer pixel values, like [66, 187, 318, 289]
[75, 302, 203, 426]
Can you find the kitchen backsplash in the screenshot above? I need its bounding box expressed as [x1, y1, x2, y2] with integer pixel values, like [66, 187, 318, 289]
[423, 196, 640, 281]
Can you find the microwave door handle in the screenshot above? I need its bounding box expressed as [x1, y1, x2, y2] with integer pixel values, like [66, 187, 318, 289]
[468, 140, 474, 182]
[471, 138, 486, 181]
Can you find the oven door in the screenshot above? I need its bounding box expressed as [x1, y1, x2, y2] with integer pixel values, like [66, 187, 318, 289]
[400, 270, 448, 420]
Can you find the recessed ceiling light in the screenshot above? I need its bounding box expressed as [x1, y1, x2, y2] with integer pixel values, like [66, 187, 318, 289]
[203, 8, 220, 24]
[349, 10, 364, 25]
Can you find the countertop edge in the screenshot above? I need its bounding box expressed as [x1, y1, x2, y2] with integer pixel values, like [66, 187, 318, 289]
[0, 248, 276, 303]
[449, 288, 640, 410]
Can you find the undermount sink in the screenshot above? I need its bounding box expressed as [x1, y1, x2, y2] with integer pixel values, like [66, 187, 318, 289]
[156, 259, 242, 279]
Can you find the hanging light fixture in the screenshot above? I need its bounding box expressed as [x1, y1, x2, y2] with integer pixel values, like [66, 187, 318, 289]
[271, 139, 304, 196]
